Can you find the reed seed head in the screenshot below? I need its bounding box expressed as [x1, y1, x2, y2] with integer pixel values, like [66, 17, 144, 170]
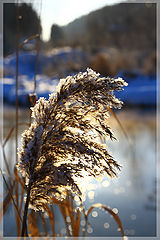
[17, 68, 127, 211]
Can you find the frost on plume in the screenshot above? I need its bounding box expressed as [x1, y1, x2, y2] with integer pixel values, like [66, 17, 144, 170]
[17, 68, 127, 211]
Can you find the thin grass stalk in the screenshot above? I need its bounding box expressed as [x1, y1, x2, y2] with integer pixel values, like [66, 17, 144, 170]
[15, 0, 19, 164]
[30, 4, 42, 125]
[34, 0, 42, 94]
[34, 34, 40, 93]
[15, 181, 21, 236]
[15, 2, 20, 234]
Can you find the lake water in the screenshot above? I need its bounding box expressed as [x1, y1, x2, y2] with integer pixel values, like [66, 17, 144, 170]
[2, 107, 157, 237]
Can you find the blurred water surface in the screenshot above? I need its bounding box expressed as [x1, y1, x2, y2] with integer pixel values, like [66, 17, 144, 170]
[3, 107, 157, 237]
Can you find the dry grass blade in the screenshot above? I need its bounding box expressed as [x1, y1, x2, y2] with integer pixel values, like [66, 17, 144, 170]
[14, 168, 25, 189]
[59, 203, 71, 236]
[66, 194, 81, 237]
[19, 122, 30, 127]
[107, 106, 130, 144]
[60, 193, 81, 237]
[73, 208, 81, 236]
[18, 34, 40, 49]
[1, 181, 15, 220]
[45, 205, 56, 237]
[51, 196, 64, 205]
[28, 209, 40, 236]
[0, 167, 22, 223]
[66, 194, 74, 229]
[3, 123, 30, 149]
[51, 195, 72, 236]
[86, 203, 124, 237]
[39, 212, 48, 236]
[2, 127, 14, 148]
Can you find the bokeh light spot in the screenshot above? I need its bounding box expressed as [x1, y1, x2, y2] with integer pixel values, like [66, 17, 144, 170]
[92, 211, 98, 217]
[104, 222, 110, 229]
[102, 180, 110, 187]
[88, 191, 95, 199]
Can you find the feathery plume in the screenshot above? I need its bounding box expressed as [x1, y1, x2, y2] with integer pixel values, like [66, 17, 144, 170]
[17, 68, 127, 211]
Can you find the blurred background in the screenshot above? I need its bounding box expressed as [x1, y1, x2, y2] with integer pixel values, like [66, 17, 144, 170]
[2, 0, 157, 237]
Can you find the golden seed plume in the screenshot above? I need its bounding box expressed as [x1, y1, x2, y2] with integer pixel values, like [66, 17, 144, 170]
[17, 68, 127, 211]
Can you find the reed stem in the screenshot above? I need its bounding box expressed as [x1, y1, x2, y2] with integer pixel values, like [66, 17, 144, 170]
[21, 181, 32, 237]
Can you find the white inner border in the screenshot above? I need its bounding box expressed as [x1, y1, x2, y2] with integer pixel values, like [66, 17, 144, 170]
[0, 0, 159, 239]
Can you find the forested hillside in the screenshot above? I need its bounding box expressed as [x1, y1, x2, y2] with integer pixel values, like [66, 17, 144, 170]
[50, 3, 156, 51]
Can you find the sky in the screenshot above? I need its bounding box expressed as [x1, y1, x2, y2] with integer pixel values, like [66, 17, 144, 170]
[31, 0, 124, 42]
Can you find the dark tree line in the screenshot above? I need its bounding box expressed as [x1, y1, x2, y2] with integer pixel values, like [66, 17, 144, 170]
[4, 3, 41, 56]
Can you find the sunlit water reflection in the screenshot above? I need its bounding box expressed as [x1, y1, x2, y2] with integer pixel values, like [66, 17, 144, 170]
[3, 107, 157, 237]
